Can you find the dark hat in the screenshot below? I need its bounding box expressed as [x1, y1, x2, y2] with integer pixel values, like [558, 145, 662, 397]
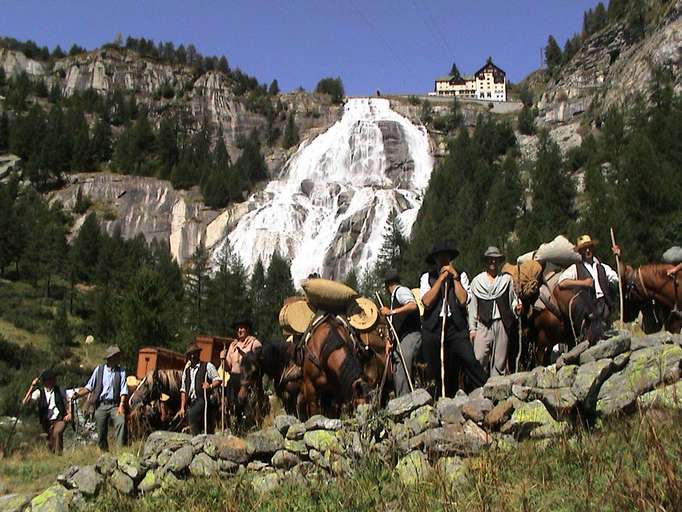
[232, 319, 253, 330]
[40, 368, 57, 381]
[383, 269, 401, 284]
[185, 343, 202, 356]
[425, 240, 459, 265]
[104, 345, 121, 360]
[483, 246, 504, 259]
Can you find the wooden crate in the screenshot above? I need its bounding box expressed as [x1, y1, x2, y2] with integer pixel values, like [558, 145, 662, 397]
[194, 335, 234, 366]
[136, 347, 186, 379]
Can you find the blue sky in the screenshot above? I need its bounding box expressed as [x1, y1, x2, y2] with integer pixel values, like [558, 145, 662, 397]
[1, 0, 601, 95]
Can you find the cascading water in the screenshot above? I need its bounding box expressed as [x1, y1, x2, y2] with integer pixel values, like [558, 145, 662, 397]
[216, 98, 433, 285]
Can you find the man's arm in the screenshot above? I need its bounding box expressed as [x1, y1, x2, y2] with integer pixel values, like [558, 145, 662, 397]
[205, 364, 222, 390]
[421, 271, 447, 309]
[22, 380, 40, 405]
[76, 367, 98, 398]
[468, 278, 479, 336]
[117, 370, 128, 416]
[558, 265, 592, 290]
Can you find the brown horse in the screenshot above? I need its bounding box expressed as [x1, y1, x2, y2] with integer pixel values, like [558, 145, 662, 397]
[128, 369, 185, 435]
[622, 263, 682, 334]
[302, 315, 371, 418]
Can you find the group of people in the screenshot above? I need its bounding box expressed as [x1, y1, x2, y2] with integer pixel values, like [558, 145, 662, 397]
[380, 235, 623, 399]
[24, 233, 628, 454]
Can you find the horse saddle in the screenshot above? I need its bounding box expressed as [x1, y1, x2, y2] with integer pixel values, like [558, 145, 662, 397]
[533, 272, 563, 320]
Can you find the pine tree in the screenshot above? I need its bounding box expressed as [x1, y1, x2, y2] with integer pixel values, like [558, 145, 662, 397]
[69, 212, 101, 282]
[207, 244, 249, 336]
[376, 209, 405, 276]
[518, 104, 536, 135]
[545, 36, 563, 71]
[249, 259, 268, 338]
[449, 61, 461, 77]
[184, 243, 211, 334]
[282, 112, 299, 149]
[263, 251, 295, 340]
[0, 112, 8, 152]
[50, 300, 74, 359]
[90, 116, 112, 165]
[268, 79, 280, 96]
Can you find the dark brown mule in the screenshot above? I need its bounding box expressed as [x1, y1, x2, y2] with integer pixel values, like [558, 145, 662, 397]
[622, 263, 682, 334]
[302, 316, 371, 418]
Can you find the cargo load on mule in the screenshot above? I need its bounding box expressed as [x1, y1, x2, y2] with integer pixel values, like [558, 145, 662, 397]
[663, 246, 682, 264]
[194, 335, 234, 367]
[135, 347, 186, 379]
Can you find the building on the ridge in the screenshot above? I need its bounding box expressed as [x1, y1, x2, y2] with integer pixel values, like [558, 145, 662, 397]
[433, 58, 507, 102]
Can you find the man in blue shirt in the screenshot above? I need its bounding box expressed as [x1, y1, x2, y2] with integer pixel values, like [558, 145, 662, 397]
[76, 345, 128, 450]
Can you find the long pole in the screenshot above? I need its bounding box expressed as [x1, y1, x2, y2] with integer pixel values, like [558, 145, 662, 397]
[203, 372, 208, 435]
[375, 292, 414, 393]
[440, 280, 449, 399]
[610, 227, 625, 328]
[221, 342, 226, 432]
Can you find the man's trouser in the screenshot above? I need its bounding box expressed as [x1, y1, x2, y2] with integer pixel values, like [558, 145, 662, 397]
[474, 319, 509, 378]
[595, 297, 612, 328]
[187, 398, 216, 435]
[94, 402, 127, 450]
[392, 331, 422, 397]
[47, 419, 67, 454]
[422, 326, 487, 398]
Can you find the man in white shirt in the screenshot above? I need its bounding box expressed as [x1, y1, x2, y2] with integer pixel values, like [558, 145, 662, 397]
[22, 368, 72, 454]
[419, 240, 487, 397]
[179, 343, 222, 434]
[558, 234, 621, 330]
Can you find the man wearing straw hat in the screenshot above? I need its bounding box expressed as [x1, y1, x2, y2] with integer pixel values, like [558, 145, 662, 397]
[179, 343, 222, 434]
[558, 234, 621, 329]
[76, 345, 128, 450]
[420, 240, 487, 397]
[380, 269, 421, 397]
[469, 246, 522, 378]
[22, 368, 72, 455]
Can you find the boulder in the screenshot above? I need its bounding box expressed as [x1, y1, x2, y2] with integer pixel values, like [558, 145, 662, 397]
[571, 359, 613, 411]
[597, 345, 682, 416]
[630, 332, 673, 352]
[117, 452, 143, 481]
[271, 449, 302, 469]
[556, 365, 579, 388]
[143, 431, 192, 459]
[411, 422, 490, 456]
[157, 448, 174, 468]
[30, 484, 80, 512]
[482, 372, 536, 402]
[468, 387, 485, 401]
[386, 388, 432, 419]
[286, 422, 306, 440]
[138, 469, 160, 494]
[219, 460, 239, 474]
[308, 449, 331, 470]
[613, 352, 630, 371]
[405, 405, 440, 435]
[579, 333, 630, 364]
[484, 398, 515, 429]
[0, 494, 31, 512]
[189, 453, 220, 477]
[95, 453, 117, 476]
[512, 384, 531, 401]
[436, 397, 464, 425]
[304, 415, 342, 431]
[462, 398, 494, 423]
[559, 341, 590, 366]
[251, 472, 281, 494]
[56, 465, 79, 487]
[247, 428, 285, 458]
[284, 438, 308, 457]
[509, 400, 564, 439]
[534, 366, 559, 389]
[274, 414, 301, 435]
[167, 445, 194, 473]
[639, 381, 682, 410]
[395, 451, 431, 485]
[246, 461, 270, 471]
[70, 465, 103, 497]
[110, 469, 135, 495]
[303, 429, 343, 454]
[533, 387, 578, 418]
[213, 435, 250, 464]
[435, 456, 467, 486]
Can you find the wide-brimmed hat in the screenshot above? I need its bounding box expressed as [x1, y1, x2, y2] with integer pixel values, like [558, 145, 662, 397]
[104, 345, 121, 360]
[383, 269, 401, 285]
[40, 368, 57, 381]
[126, 375, 139, 389]
[185, 343, 202, 356]
[160, 393, 170, 402]
[575, 235, 597, 251]
[232, 319, 253, 330]
[425, 240, 459, 265]
[483, 246, 504, 259]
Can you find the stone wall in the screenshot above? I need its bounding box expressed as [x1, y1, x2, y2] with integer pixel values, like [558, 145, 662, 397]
[4, 330, 682, 511]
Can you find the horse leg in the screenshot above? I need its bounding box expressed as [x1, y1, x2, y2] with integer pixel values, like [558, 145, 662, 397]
[303, 377, 320, 418]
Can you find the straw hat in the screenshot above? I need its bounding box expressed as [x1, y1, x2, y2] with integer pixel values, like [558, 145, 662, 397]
[575, 235, 597, 251]
[126, 375, 139, 389]
[483, 246, 504, 259]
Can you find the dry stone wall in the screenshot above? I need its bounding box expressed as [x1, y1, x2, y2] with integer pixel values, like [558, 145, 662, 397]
[4, 330, 682, 511]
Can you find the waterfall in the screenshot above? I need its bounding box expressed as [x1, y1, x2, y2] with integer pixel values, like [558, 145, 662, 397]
[217, 98, 433, 285]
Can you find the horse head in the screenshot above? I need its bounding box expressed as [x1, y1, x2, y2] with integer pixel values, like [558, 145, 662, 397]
[129, 370, 155, 408]
[351, 378, 372, 408]
[237, 348, 262, 406]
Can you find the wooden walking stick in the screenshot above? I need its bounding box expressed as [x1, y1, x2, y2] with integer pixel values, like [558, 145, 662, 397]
[440, 280, 449, 399]
[610, 227, 625, 328]
[515, 261, 524, 373]
[375, 292, 415, 393]
[221, 341, 226, 432]
[203, 371, 208, 435]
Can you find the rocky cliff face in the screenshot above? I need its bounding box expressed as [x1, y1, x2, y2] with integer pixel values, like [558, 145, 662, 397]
[0, 47, 341, 169]
[538, 0, 682, 125]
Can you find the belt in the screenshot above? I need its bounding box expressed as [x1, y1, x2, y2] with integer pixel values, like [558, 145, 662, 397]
[100, 399, 117, 405]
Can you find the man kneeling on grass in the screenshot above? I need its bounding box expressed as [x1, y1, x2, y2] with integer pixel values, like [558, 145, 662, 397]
[22, 368, 72, 455]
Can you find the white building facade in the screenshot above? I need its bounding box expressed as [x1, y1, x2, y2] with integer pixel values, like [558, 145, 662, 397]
[434, 59, 507, 102]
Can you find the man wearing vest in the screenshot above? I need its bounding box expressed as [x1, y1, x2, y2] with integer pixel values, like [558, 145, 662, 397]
[469, 247, 523, 378]
[76, 345, 128, 450]
[22, 368, 72, 455]
[224, 319, 263, 378]
[558, 235, 621, 329]
[420, 241, 487, 397]
[179, 343, 222, 434]
[380, 269, 422, 397]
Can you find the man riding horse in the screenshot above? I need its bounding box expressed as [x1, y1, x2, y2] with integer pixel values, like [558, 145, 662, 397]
[557, 234, 621, 337]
